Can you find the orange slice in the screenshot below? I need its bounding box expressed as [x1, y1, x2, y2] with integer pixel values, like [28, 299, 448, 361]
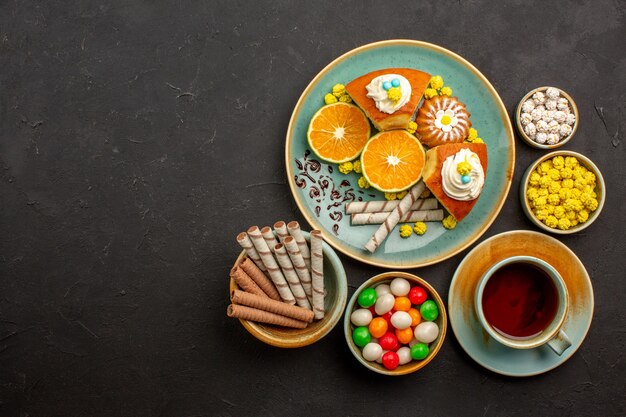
[307, 102, 371, 163]
[361, 130, 426, 192]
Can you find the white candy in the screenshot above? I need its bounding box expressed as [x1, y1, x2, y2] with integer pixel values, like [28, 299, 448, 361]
[375, 293, 395, 315]
[521, 99, 535, 113]
[524, 122, 537, 137]
[414, 322, 440, 344]
[532, 91, 546, 105]
[536, 120, 549, 133]
[535, 105, 546, 112]
[548, 120, 560, 134]
[390, 311, 412, 330]
[554, 110, 567, 124]
[362, 342, 383, 362]
[535, 132, 548, 144]
[375, 284, 391, 297]
[566, 113, 576, 125]
[546, 133, 560, 145]
[557, 97, 570, 111]
[545, 87, 560, 99]
[545, 99, 557, 110]
[390, 278, 410, 296]
[543, 110, 555, 122]
[520, 112, 533, 126]
[530, 108, 543, 122]
[376, 350, 389, 363]
[350, 308, 373, 327]
[559, 123, 573, 138]
[397, 346, 412, 365]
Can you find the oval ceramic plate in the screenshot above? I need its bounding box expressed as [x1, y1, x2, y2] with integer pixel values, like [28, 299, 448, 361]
[285, 40, 515, 268]
[448, 230, 594, 377]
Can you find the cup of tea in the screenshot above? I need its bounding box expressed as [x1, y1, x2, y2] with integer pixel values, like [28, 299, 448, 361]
[475, 256, 572, 355]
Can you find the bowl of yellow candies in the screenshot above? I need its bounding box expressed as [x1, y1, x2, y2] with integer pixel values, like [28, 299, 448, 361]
[520, 150, 605, 234]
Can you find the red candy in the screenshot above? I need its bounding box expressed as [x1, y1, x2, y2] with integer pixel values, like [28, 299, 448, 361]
[381, 310, 395, 326]
[409, 286, 427, 305]
[378, 332, 400, 351]
[382, 351, 400, 370]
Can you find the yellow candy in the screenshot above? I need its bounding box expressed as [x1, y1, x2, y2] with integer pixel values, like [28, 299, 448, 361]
[407, 121, 418, 134]
[424, 88, 438, 99]
[539, 161, 553, 174]
[440, 86, 453, 96]
[577, 209, 589, 223]
[557, 218, 571, 230]
[468, 128, 478, 139]
[560, 167, 573, 179]
[399, 224, 413, 238]
[535, 209, 549, 220]
[442, 215, 457, 229]
[561, 179, 574, 189]
[585, 198, 598, 211]
[385, 192, 397, 201]
[545, 204, 555, 214]
[324, 93, 338, 104]
[548, 194, 560, 205]
[387, 87, 402, 102]
[529, 172, 541, 186]
[338, 94, 352, 103]
[548, 169, 561, 181]
[566, 210, 577, 221]
[358, 176, 370, 189]
[430, 75, 444, 90]
[554, 206, 565, 219]
[353, 160, 362, 174]
[414, 222, 427, 235]
[338, 161, 353, 174]
[552, 156, 565, 168]
[565, 156, 579, 168]
[559, 188, 571, 200]
[472, 137, 485, 144]
[396, 190, 408, 199]
[548, 181, 561, 194]
[563, 198, 582, 212]
[527, 187, 539, 201]
[457, 161, 472, 175]
[533, 196, 547, 209]
[571, 188, 582, 198]
[538, 188, 549, 197]
[332, 83, 346, 97]
[545, 216, 558, 228]
[539, 176, 552, 188]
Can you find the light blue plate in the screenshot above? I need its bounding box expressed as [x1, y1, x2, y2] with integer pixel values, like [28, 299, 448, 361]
[448, 230, 594, 377]
[285, 40, 515, 268]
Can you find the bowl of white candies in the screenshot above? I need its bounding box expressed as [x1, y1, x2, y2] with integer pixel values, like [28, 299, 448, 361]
[515, 86, 578, 149]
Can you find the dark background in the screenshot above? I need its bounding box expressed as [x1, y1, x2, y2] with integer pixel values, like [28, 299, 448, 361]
[1, 1, 625, 416]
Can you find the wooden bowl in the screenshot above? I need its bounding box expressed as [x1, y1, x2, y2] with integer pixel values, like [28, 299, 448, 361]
[229, 231, 347, 348]
[515, 86, 578, 149]
[344, 271, 447, 375]
[520, 150, 605, 234]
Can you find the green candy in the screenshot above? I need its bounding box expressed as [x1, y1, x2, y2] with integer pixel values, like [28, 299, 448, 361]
[352, 326, 371, 348]
[357, 288, 377, 308]
[420, 300, 439, 321]
[411, 343, 429, 360]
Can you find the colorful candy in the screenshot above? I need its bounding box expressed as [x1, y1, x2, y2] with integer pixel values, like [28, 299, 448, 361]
[396, 346, 412, 365]
[390, 277, 411, 296]
[362, 342, 383, 361]
[350, 308, 373, 327]
[378, 331, 399, 351]
[375, 283, 391, 297]
[407, 308, 421, 326]
[382, 351, 400, 370]
[358, 288, 377, 308]
[393, 296, 411, 312]
[369, 317, 388, 338]
[395, 327, 414, 344]
[409, 286, 427, 305]
[353, 326, 372, 347]
[375, 293, 395, 315]
[410, 343, 429, 360]
[414, 321, 439, 344]
[390, 311, 412, 330]
[420, 300, 439, 321]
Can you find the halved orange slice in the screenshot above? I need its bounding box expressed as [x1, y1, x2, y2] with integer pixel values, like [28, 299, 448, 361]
[307, 102, 371, 163]
[361, 130, 426, 192]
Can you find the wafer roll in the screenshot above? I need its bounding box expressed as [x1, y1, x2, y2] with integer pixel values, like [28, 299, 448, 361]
[287, 221, 311, 270]
[274, 243, 311, 309]
[240, 257, 281, 301]
[364, 181, 426, 253]
[261, 226, 279, 253]
[345, 198, 438, 214]
[283, 236, 312, 299]
[310, 230, 325, 320]
[352, 209, 444, 225]
[274, 221, 290, 243]
[230, 265, 267, 298]
[227, 304, 308, 329]
[231, 289, 314, 323]
[236, 232, 266, 272]
[247, 226, 295, 305]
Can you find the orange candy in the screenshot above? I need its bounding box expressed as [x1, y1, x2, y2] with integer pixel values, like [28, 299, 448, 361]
[408, 308, 422, 327]
[394, 296, 412, 312]
[369, 317, 388, 338]
[396, 327, 414, 344]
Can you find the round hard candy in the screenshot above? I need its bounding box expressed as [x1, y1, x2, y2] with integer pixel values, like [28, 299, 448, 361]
[396, 346, 412, 365]
[407, 308, 421, 326]
[420, 300, 439, 321]
[362, 342, 383, 362]
[410, 343, 429, 360]
[352, 326, 371, 348]
[395, 327, 414, 344]
[390, 311, 412, 330]
[350, 308, 373, 327]
[408, 286, 427, 305]
[378, 331, 399, 351]
[357, 288, 377, 308]
[390, 278, 411, 296]
[382, 351, 400, 370]
[393, 296, 411, 312]
[368, 317, 388, 338]
[414, 321, 439, 344]
[375, 293, 395, 315]
[375, 283, 391, 297]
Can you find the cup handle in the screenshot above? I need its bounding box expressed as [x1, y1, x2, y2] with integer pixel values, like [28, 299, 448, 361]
[547, 330, 572, 355]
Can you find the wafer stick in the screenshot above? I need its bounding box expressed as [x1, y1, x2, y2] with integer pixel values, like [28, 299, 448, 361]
[345, 198, 438, 214]
[231, 289, 314, 323]
[273, 221, 290, 243]
[274, 243, 311, 309]
[227, 304, 308, 329]
[310, 230, 325, 320]
[287, 221, 311, 270]
[352, 209, 444, 225]
[261, 226, 279, 253]
[236, 232, 266, 272]
[283, 236, 312, 299]
[239, 257, 281, 301]
[230, 265, 267, 298]
[364, 181, 426, 253]
[247, 226, 295, 305]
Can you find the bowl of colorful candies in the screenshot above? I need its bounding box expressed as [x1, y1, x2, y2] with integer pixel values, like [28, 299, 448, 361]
[344, 271, 447, 375]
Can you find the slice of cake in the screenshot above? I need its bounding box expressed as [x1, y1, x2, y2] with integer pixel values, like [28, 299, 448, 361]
[345, 68, 431, 131]
[422, 142, 488, 221]
[415, 96, 472, 148]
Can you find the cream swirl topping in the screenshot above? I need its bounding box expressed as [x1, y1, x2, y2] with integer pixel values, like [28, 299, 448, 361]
[441, 148, 485, 201]
[365, 74, 411, 114]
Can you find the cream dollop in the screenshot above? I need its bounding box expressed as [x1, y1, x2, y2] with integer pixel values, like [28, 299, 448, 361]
[441, 148, 485, 201]
[365, 74, 411, 114]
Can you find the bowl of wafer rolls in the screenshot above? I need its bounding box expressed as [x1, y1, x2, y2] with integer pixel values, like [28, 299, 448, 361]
[228, 221, 348, 348]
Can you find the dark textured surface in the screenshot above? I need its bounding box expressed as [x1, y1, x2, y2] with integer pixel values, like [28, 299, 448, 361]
[1, 1, 625, 416]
